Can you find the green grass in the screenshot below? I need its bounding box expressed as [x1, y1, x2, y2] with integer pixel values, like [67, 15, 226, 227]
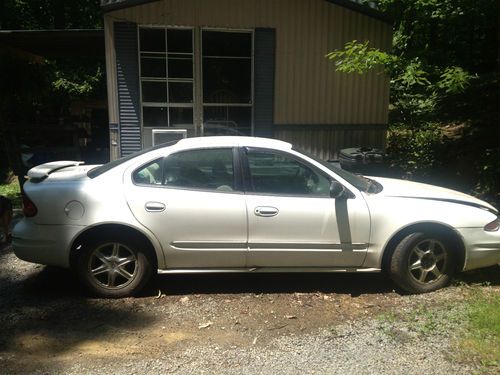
[375, 287, 499, 372]
[0, 179, 22, 208]
[460, 291, 500, 369]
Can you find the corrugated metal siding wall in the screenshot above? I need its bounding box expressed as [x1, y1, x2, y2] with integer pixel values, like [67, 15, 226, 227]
[107, 0, 391, 159]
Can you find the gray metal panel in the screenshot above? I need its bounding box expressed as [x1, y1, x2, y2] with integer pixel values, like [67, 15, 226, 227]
[274, 123, 387, 160]
[114, 22, 142, 156]
[253, 28, 276, 138]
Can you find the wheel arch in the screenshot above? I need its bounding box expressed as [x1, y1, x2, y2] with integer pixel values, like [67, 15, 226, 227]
[381, 222, 466, 273]
[69, 223, 161, 271]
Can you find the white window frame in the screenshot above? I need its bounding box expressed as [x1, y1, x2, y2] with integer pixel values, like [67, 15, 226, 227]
[137, 25, 196, 140]
[137, 26, 255, 142]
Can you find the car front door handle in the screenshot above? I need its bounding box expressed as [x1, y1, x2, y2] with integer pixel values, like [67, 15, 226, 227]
[145, 201, 166, 212]
[254, 206, 279, 217]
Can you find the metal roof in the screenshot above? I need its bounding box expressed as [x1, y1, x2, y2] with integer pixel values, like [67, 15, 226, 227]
[100, 0, 391, 23]
[100, 0, 160, 12]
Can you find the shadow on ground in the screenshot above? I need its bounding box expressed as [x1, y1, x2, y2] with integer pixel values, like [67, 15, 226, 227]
[153, 272, 396, 297]
[0, 249, 155, 373]
[1, 240, 499, 374]
[456, 265, 500, 286]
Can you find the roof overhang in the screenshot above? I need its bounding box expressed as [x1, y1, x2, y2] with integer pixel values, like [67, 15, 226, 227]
[101, 0, 161, 12]
[325, 0, 392, 23]
[100, 0, 392, 23]
[0, 29, 104, 59]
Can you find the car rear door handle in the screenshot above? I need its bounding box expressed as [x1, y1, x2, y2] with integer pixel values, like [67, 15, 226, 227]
[254, 206, 279, 217]
[145, 201, 166, 212]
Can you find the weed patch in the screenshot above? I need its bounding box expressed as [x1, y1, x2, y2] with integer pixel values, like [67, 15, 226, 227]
[459, 290, 500, 370]
[0, 180, 21, 208]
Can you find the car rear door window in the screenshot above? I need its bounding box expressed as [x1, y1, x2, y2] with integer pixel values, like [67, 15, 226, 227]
[163, 148, 235, 191]
[133, 158, 163, 185]
[246, 150, 330, 196]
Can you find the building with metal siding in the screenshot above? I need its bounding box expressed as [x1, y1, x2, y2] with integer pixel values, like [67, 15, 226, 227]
[102, 0, 392, 160]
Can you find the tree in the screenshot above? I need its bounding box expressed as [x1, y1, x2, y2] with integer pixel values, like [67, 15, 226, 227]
[0, 0, 104, 181]
[327, 0, 499, 203]
[0, 0, 102, 30]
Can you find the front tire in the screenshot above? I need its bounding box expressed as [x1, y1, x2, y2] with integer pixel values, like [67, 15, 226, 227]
[76, 235, 153, 298]
[389, 232, 456, 293]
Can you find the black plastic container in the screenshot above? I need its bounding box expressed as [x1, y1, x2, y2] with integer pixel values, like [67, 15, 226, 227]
[339, 147, 386, 175]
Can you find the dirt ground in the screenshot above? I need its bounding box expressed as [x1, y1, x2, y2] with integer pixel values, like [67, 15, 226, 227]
[1, 241, 499, 374]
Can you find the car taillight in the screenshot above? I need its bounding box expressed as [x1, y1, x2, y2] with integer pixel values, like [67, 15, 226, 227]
[22, 192, 38, 217]
[484, 218, 500, 232]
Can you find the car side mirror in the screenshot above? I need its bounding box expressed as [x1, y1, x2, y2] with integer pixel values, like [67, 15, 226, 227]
[330, 181, 347, 199]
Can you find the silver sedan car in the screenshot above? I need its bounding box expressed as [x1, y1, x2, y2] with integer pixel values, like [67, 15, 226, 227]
[13, 137, 500, 297]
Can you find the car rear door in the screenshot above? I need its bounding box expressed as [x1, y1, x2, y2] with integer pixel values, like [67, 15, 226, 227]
[123, 147, 248, 269]
[243, 147, 370, 267]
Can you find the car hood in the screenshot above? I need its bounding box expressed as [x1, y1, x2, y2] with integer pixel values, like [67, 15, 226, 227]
[369, 176, 498, 213]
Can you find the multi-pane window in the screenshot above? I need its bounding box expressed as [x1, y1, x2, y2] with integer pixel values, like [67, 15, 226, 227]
[138, 28, 253, 139]
[202, 31, 253, 136]
[139, 28, 194, 132]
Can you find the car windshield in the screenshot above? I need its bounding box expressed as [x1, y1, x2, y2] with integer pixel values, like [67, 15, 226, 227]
[294, 148, 372, 192]
[87, 140, 179, 179]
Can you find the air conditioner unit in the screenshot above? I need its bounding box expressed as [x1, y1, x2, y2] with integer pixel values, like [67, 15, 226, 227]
[152, 129, 187, 145]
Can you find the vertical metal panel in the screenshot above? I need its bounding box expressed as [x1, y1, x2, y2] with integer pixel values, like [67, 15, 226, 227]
[114, 22, 142, 156]
[275, 125, 387, 160]
[104, 17, 120, 160]
[108, 0, 392, 127]
[254, 28, 276, 137]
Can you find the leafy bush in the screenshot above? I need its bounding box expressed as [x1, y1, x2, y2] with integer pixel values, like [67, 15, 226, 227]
[0, 180, 22, 209]
[474, 147, 500, 206]
[386, 122, 446, 178]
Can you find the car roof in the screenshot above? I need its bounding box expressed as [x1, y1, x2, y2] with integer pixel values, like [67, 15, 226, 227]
[174, 136, 293, 151]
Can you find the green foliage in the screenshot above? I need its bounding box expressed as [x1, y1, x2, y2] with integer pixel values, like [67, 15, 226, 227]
[437, 67, 476, 94]
[386, 122, 445, 177]
[328, 0, 499, 199]
[474, 148, 500, 204]
[51, 62, 104, 96]
[393, 58, 430, 88]
[326, 40, 395, 74]
[0, 179, 22, 209]
[0, 1, 105, 145]
[0, 0, 102, 30]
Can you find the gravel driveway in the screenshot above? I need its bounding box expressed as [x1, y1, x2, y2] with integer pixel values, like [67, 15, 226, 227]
[0, 242, 498, 374]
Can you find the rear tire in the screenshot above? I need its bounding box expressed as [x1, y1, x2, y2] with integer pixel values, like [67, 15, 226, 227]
[76, 234, 153, 298]
[389, 232, 456, 294]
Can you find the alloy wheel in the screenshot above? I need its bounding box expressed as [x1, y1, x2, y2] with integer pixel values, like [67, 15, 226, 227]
[407, 239, 447, 284]
[88, 242, 138, 289]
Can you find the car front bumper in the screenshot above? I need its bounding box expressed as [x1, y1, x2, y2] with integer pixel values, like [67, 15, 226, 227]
[12, 219, 84, 268]
[457, 227, 500, 271]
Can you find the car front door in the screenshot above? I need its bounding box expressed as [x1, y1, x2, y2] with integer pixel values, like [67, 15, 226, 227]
[243, 148, 370, 267]
[124, 147, 247, 268]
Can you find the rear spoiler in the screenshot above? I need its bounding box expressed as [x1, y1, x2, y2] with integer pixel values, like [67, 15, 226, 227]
[27, 161, 85, 183]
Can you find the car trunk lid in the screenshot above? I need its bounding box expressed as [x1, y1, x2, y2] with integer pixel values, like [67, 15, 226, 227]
[27, 161, 99, 183]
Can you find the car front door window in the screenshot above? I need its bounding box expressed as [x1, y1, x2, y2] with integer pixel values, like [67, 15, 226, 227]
[245, 150, 331, 196]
